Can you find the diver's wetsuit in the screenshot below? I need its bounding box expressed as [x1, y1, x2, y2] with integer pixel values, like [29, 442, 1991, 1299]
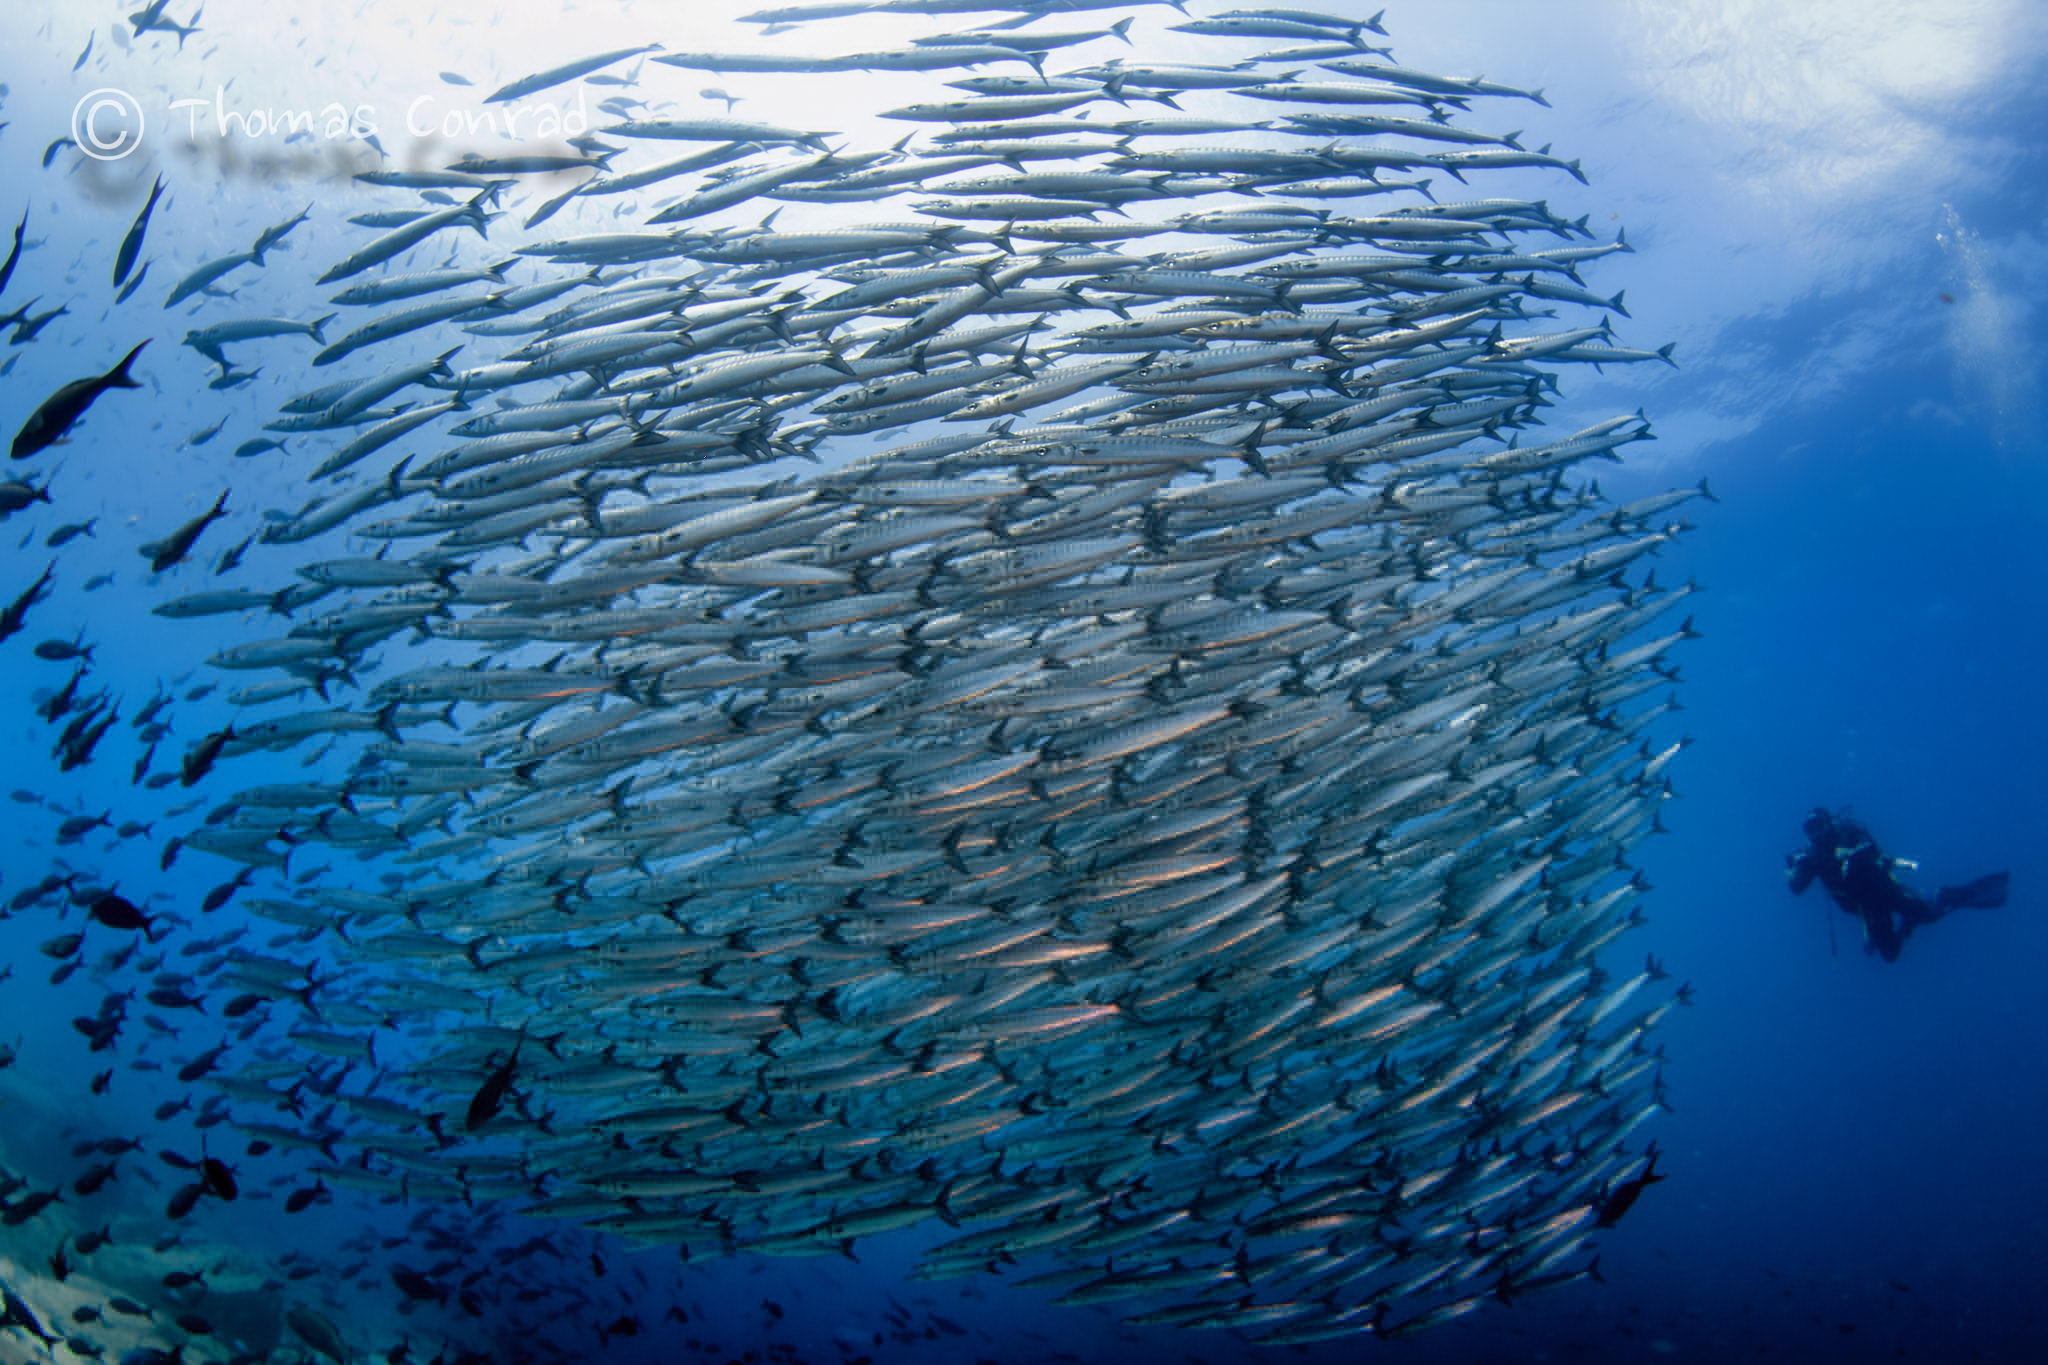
[1786, 809, 2010, 962]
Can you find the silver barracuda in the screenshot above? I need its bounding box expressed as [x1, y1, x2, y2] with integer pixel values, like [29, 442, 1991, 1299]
[126, 3, 1701, 1351]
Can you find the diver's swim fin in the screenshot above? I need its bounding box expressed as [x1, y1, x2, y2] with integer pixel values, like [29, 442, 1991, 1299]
[1934, 872, 2009, 913]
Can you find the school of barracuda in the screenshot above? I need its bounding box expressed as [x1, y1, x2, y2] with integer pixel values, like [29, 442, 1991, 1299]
[46, 0, 1699, 1347]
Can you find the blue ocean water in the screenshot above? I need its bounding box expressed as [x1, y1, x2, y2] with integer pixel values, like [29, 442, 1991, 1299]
[1, 3, 2045, 1363]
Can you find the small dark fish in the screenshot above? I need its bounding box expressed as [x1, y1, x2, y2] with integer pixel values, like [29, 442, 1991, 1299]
[208, 364, 262, 390]
[46, 517, 97, 547]
[0, 562, 57, 643]
[284, 1181, 329, 1213]
[599, 1316, 641, 1343]
[199, 1157, 237, 1201]
[70, 1009, 117, 1044]
[154, 1096, 190, 1120]
[390, 1267, 444, 1302]
[35, 635, 95, 664]
[146, 985, 205, 1012]
[73, 33, 93, 71]
[76, 1226, 112, 1254]
[165, 1182, 203, 1220]
[1595, 1143, 1665, 1227]
[3, 1284, 56, 1343]
[213, 533, 255, 576]
[11, 341, 149, 460]
[55, 809, 110, 841]
[1, 1188, 62, 1225]
[161, 1269, 205, 1290]
[47, 1236, 72, 1282]
[0, 478, 53, 516]
[123, 1347, 187, 1365]
[0, 207, 23, 299]
[114, 175, 166, 288]
[180, 725, 234, 786]
[465, 1038, 522, 1131]
[36, 666, 89, 722]
[286, 1304, 349, 1363]
[41, 139, 74, 168]
[106, 1296, 151, 1319]
[252, 204, 312, 262]
[88, 892, 154, 933]
[176, 1045, 226, 1083]
[73, 1162, 118, 1196]
[221, 993, 265, 1019]
[146, 489, 230, 573]
[10, 301, 70, 345]
[57, 702, 121, 772]
[202, 869, 253, 913]
[115, 260, 152, 306]
[41, 932, 85, 959]
[56, 700, 105, 752]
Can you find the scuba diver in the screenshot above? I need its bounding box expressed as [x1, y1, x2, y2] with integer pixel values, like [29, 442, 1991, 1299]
[1786, 808, 2010, 962]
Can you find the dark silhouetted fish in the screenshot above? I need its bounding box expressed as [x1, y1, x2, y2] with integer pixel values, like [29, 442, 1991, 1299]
[0, 479, 52, 517]
[35, 634, 95, 664]
[199, 1157, 238, 1201]
[116, 178, 167, 292]
[11, 341, 149, 459]
[0, 561, 56, 642]
[0, 1280, 55, 1344]
[145, 490, 231, 573]
[0, 207, 24, 300]
[165, 1182, 204, 1220]
[464, 1039, 521, 1131]
[87, 891, 155, 933]
[286, 1304, 349, 1363]
[180, 726, 235, 786]
[1596, 1142, 1665, 1227]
